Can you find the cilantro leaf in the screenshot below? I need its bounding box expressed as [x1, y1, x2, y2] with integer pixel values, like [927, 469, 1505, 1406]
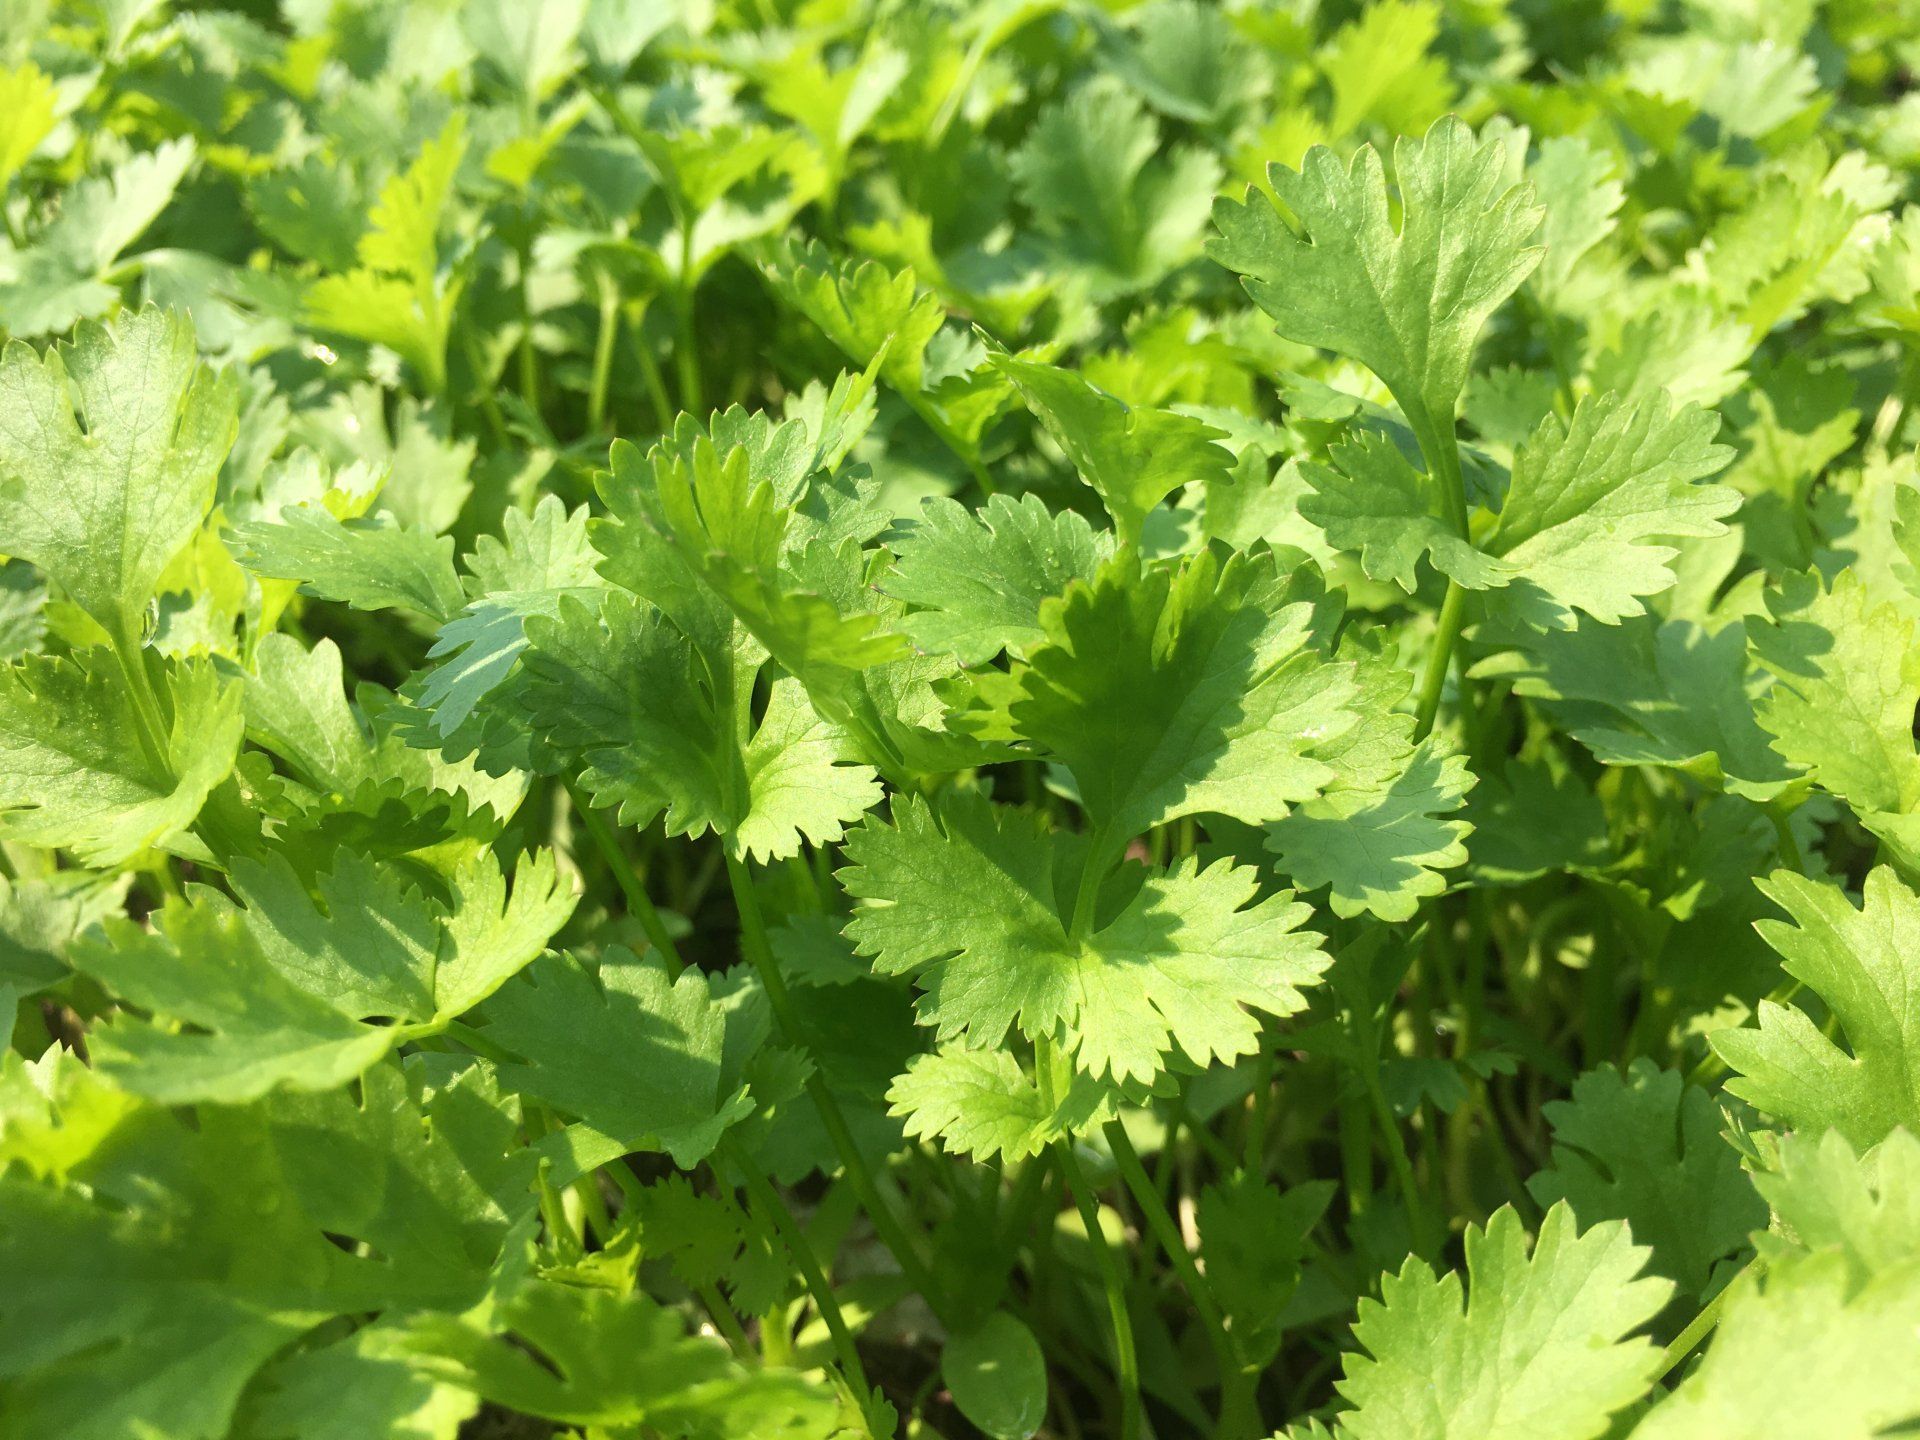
[523, 591, 879, 860]
[72, 850, 573, 1103]
[1299, 429, 1501, 591]
[1474, 393, 1738, 629]
[842, 792, 1330, 1082]
[1307, 393, 1736, 629]
[990, 351, 1233, 543]
[0, 650, 242, 865]
[887, 1046, 1115, 1162]
[1011, 76, 1220, 298]
[230, 507, 466, 623]
[1336, 1203, 1672, 1440]
[1749, 568, 1920, 820]
[1628, 1252, 1920, 1440]
[1528, 1060, 1765, 1300]
[480, 949, 755, 1168]
[1000, 548, 1359, 841]
[1473, 613, 1798, 800]
[1713, 867, 1920, 1150]
[0, 307, 237, 640]
[1210, 116, 1540, 442]
[883, 493, 1113, 665]
[1266, 736, 1474, 921]
[411, 496, 603, 732]
[0, 1054, 532, 1440]
[1754, 1127, 1920, 1282]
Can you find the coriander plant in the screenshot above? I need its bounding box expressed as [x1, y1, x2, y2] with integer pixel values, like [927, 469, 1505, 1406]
[3, 2, 1919, 1439]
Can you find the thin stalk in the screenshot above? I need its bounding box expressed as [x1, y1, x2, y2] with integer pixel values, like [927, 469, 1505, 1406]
[1653, 1260, 1757, 1383]
[1412, 578, 1469, 740]
[1364, 1061, 1432, 1257]
[1055, 1137, 1142, 1440]
[732, 1148, 878, 1422]
[564, 782, 684, 971]
[1105, 1120, 1258, 1438]
[631, 316, 676, 432]
[1243, 1046, 1276, 1173]
[724, 851, 951, 1318]
[1067, 829, 1116, 941]
[1409, 411, 1474, 741]
[761, 1298, 794, 1366]
[697, 1280, 753, 1356]
[587, 266, 620, 434]
[1768, 803, 1805, 872]
[674, 222, 703, 413]
[517, 219, 540, 410]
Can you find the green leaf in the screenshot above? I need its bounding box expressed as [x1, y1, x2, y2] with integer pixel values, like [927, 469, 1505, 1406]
[230, 508, 466, 623]
[1527, 135, 1623, 305]
[1713, 867, 1920, 1150]
[72, 849, 573, 1103]
[762, 239, 944, 396]
[990, 352, 1232, 543]
[883, 493, 1113, 665]
[1628, 1251, 1920, 1440]
[523, 591, 880, 861]
[842, 792, 1330, 1083]
[999, 548, 1359, 840]
[887, 1046, 1114, 1162]
[1210, 115, 1540, 443]
[1474, 613, 1797, 799]
[1749, 568, 1920, 818]
[1474, 393, 1738, 629]
[1011, 76, 1220, 297]
[1527, 1060, 1765, 1300]
[1754, 1127, 1920, 1282]
[412, 496, 602, 737]
[0, 142, 197, 337]
[480, 949, 755, 1167]
[243, 635, 371, 793]
[942, 1313, 1048, 1440]
[385, 1275, 850, 1433]
[1299, 429, 1501, 591]
[0, 307, 237, 638]
[1320, 0, 1453, 138]
[1309, 393, 1736, 629]
[1197, 1174, 1335, 1360]
[1266, 736, 1474, 921]
[0, 872, 128, 1038]
[0, 1053, 529, 1440]
[0, 61, 58, 191]
[1336, 1203, 1672, 1440]
[0, 650, 242, 865]
[238, 1323, 479, 1440]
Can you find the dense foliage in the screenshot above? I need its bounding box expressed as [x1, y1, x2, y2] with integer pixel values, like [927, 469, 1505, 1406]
[4, 1, 1920, 1437]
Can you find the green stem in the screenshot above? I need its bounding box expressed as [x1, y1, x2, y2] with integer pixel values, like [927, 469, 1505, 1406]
[1105, 1121, 1258, 1438]
[674, 222, 703, 413]
[731, 1146, 878, 1422]
[696, 1280, 753, 1357]
[1654, 1261, 1756, 1383]
[1768, 803, 1805, 872]
[1067, 829, 1115, 941]
[724, 851, 951, 1319]
[517, 221, 540, 410]
[1055, 1138, 1142, 1440]
[108, 621, 170, 775]
[564, 782, 685, 971]
[1412, 578, 1468, 740]
[587, 267, 620, 434]
[1410, 409, 1473, 741]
